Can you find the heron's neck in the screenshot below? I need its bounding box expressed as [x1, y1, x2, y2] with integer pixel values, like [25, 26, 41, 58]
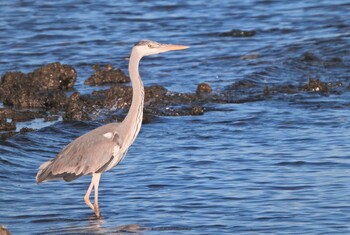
[121, 49, 144, 140]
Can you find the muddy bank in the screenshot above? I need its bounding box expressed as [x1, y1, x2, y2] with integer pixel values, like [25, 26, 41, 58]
[0, 58, 347, 139]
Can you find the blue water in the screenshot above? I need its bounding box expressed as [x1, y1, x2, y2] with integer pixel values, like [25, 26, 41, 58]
[1, 0, 350, 234]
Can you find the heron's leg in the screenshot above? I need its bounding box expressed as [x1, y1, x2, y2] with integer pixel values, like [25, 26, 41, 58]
[92, 173, 101, 218]
[84, 177, 95, 211]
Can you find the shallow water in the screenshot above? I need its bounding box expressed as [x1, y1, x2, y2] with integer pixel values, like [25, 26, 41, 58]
[1, 0, 350, 234]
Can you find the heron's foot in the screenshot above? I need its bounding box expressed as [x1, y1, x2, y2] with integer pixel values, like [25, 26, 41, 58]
[94, 205, 101, 218]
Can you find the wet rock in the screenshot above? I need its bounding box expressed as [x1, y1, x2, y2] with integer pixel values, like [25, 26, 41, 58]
[84, 64, 130, 85]
[142, 113, 157, 124]
[92, 85, 169, 111]
[92, 85, 133, 109]
[91, 83, 203, 118]
[0, 131, 16, 140]
[240, 53, 260, 60]
[264, 83, 269, 96]
[0, 115, 16, 131]
[29, 62, 77, 89]
[196, 83, 212, 94]
[45, 115, 60, 122]
[0, 62, 76, 92]
[190, 106, 204, 115]
[145, 85, 168, 100]
[0, 108, 45, 122]
[19, 127, 35, 134]
[162, 92, 197, 106]
[63, 92, 93, 121]
[220, 29, 256, 37]
[155, 104, 205, 116]
[328, 57, 342, 63]
[0, 108, 16, 131]
[303, 78, 329, 92]
[300, 52, 321, 62]
[0, 62, 73, 109]
[2, 90, 67, 109]
[275, 84, 299, 94]
[12, 110, 45, 122]
[0, 108, 14, 118]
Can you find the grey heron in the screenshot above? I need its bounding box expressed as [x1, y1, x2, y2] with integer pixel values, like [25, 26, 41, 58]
[36, 40, 189, 218]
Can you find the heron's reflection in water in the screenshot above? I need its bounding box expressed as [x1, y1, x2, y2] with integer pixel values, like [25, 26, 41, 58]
[46, 216, 144, 234]
[51, 218, 190, 234]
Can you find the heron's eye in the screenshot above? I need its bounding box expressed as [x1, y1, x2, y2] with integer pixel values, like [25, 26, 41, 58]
[148, 44, 153, 48]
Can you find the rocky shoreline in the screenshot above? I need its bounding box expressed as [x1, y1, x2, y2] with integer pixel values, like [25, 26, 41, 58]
[0, 54, 347, 139]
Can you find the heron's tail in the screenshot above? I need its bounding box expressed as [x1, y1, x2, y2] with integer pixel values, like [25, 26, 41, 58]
[36, 159, 82, 183]
[36, 160, 54, 184]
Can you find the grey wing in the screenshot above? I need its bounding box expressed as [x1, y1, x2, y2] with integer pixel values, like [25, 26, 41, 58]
[36, 123, 123, 183]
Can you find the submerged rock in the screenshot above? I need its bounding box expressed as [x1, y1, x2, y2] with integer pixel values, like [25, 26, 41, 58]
[302, 78, 342, 93]
[303, 78, 329, 92]
[300, 52, 321, 62]
[220, 29, 256, 37]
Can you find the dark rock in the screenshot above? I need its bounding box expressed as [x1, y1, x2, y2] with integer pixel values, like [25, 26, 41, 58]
[240, 53, 260, 60]
[29, 62, 77, 90]
[190, 106, 204, 115]
[145, 85, 168, 100]
[0, 131, 16, 140]
[2, 89, 67, 109]
[0, 62, 73, 109]
[230, 80, 256, 90]
[0, 108, 42, 122]
[0, 108, 14, 118]
[196, 83, 212, 94]
[328, 57, 342, 63]
[19, 127, 35, 134]
[11, 110, 44, 122]
[300, 52, 321, 62]
[159, 104, 203, 116]
[0, 114, 16, 131]
[84, 64, 130, 85]
[220, 29, 256, 37]
[264, 83, 269, 96]
[45, 115, 60, 122]
[64, 92, 94, 121]
[303, 78, 329, 92]
[92, 85, 132, 109]
[142, 112, 156, 124]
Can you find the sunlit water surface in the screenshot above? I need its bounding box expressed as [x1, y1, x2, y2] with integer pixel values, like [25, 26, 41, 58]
[1, 0, 350, 234]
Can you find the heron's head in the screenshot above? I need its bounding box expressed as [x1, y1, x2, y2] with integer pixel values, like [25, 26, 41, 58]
[133, 40, 189, 57]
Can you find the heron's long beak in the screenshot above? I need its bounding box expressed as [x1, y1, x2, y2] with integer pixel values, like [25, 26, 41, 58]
[160, 44, 189, 52]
